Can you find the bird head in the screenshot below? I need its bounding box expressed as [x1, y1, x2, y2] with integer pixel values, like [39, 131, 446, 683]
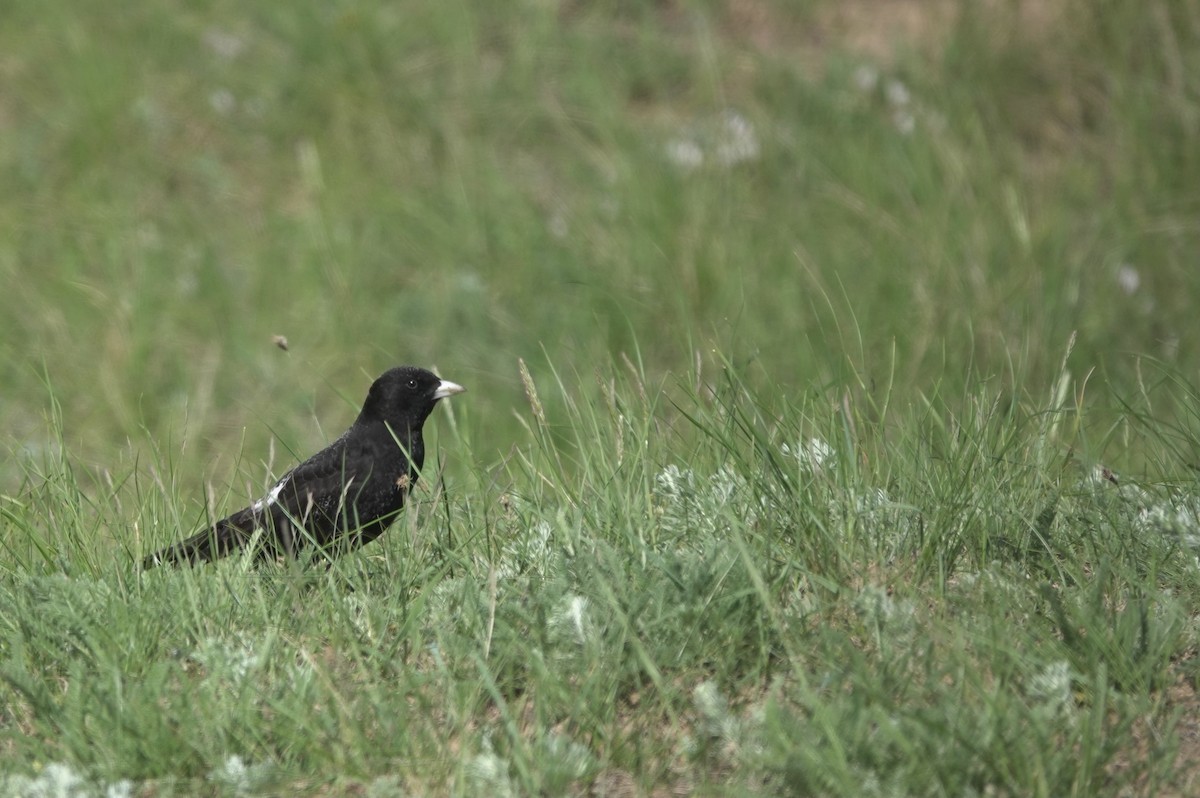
[358, 366, 465, 427]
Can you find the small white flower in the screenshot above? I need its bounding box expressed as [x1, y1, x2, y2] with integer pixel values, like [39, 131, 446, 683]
[853, 64, 880, 92]
[343, 593, 375, 638]
[209, 89, 236, 115]
[1, 762, 134, 798]
[666, 110, 760, 172]
[366, 775, 405, 798]
[466, 739, 517, 798]
[854, 585, 900, 625]
[893, 109, 916, 136]
[496, 520, 556, 579]
[549, 594, 591, 645]
[885, 79, 911, 107]
[208, 754, 272, 794]
[210, 755, 247, 785]
[12, 762, 85, 797]
[781, 437, 835, 471]
[193, 634, 262, 683]
[666, 139, 704, 171]
[1136, 500, 1200, 551]
[1029, 660, 1074, 718]
[455, 271, 485, 294]
[539, 733, 594, 780]
[714, 111, 760, 166]
[203, 28, 246, 61]
[105, 780, 134, 798]
[1117, 264, 1140, 295]
[693, 680, 735, 740]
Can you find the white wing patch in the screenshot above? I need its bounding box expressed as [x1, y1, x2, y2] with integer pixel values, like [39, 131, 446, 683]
[252, 476, 289, 512]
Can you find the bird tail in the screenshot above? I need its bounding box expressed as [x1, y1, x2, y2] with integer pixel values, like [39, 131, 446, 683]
[142, 517, 254, 568]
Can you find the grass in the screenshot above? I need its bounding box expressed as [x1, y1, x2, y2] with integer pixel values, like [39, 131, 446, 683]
[3, 0, 1200, 794]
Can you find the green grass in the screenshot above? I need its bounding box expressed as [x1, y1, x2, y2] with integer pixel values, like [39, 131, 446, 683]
[3, 0, 1200, 794]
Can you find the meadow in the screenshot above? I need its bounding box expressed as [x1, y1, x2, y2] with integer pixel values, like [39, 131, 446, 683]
[2, 0, 1200, 794]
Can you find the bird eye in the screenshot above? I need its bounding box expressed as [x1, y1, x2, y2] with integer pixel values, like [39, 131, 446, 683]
[407, 378, 418, 389]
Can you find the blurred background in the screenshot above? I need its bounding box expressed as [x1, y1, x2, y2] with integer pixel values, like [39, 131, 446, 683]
[2, 0, 1198, 488]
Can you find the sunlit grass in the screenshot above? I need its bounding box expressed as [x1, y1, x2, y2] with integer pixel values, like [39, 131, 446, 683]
[3, 0, 1200, 794]
[2, 353, 1199, 794]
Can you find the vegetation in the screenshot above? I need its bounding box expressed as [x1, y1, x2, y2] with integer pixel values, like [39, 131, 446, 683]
[2, 0, 1199, 794]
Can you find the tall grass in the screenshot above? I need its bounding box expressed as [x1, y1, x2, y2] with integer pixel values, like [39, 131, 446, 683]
[3, 353, 1199, 794]
[3, 0, 1200, 794]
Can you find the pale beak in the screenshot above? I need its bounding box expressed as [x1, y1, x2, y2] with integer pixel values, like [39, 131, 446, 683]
[433, 379, 466, 400]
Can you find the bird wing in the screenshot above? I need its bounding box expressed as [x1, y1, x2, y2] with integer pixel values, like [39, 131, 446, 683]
[143, 423, 419, 566]
[256, 426, 416, 553]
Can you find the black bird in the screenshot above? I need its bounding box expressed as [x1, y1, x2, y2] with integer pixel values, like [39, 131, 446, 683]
[143, 366, 465, 567]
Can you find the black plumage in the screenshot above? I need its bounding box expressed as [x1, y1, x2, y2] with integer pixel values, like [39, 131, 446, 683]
[143, 366, 464, 567]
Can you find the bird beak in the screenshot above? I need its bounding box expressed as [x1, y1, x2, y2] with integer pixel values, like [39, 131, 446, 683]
[433, 380, 466, 400]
